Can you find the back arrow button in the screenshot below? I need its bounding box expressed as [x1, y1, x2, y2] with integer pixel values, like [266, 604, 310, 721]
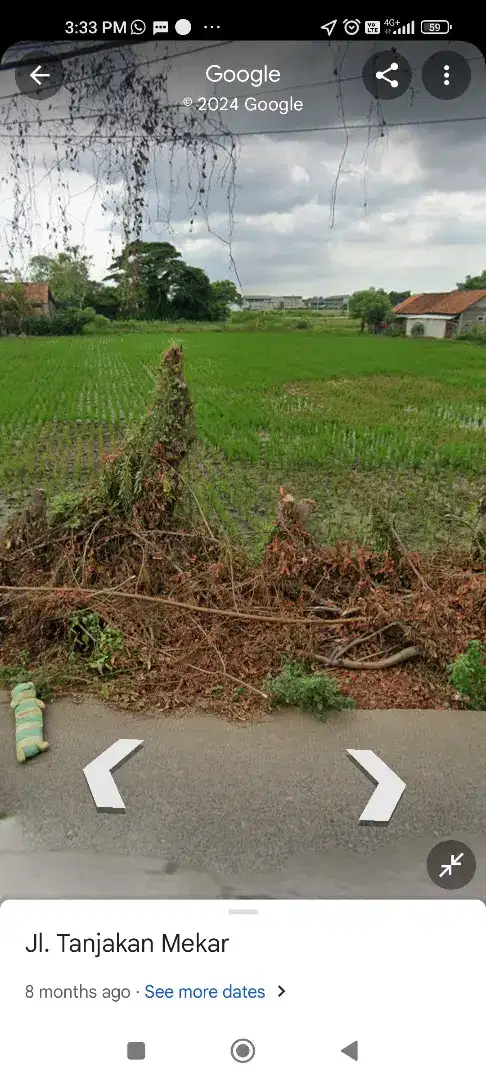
[15, 52, 64, 101]
[341, 1040, 358, 1061]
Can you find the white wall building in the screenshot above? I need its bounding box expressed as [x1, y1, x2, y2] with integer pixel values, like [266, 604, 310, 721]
[242, 295, 304, 311]
[394, 290, 486, 339]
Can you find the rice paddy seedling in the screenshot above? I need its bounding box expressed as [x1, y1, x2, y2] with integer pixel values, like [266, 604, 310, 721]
[1, 331, 485, 550]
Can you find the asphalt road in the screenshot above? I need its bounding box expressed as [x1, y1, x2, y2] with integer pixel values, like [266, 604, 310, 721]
[1, 695, 486, 897]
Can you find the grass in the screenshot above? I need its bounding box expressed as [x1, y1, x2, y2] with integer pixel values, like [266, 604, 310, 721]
[1, 331, 485, 552]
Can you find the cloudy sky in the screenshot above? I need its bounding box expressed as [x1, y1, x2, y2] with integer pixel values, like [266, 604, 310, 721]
[0, 37, 485, 296]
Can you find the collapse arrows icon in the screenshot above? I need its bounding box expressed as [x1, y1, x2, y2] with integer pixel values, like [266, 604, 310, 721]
[347, 749, 406, 824]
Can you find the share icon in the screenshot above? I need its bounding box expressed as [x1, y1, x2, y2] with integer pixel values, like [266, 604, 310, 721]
[376, 61, 399, 87]
[362, 50, 412, 99]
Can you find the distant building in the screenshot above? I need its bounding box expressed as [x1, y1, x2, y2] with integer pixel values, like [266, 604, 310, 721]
[0, 282, 55, 317]
[24, 283, 56, 317]
[305, 294, 350, 310]
[242, 295, 304, 311]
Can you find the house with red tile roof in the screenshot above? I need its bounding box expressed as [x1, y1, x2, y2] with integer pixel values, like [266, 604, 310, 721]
[393, 290, 486, 339]
[22, 283, 55, 316]
[0, 282, 55, 317]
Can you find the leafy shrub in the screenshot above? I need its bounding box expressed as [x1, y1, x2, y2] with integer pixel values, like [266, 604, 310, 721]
[457, 326, 486, 345]
[22, 309, 93, 336]
[294, 318, 313, 330]
[83, 313, 112, 334]
[49, 491, 85, 527]
[448, 640, 486, 709]
[0, 661, 56, 701]
[385, 319, 406, 337]
[410, 322, 425, 337]
[68, 609, 125, 674]
[264, 659, 354, 714]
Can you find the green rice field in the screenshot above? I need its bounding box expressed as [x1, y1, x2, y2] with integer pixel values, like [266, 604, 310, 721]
[1, 331, 485, 553]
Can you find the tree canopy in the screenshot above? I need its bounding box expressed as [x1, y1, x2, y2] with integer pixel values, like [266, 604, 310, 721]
[104, 242, 240, 321]
[388, 290, 411, 307]
[349, 288, 392, 331]
[28, 247, 92, 309]
[456, 271, 486, 290]
[1, 241, 241, 329]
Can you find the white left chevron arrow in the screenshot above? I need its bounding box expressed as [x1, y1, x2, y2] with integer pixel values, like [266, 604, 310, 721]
[83, 739, 143, 811]
[347, 749, 406, 824]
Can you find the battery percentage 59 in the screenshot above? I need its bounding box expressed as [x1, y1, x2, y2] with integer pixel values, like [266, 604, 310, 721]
[421, 20, 451, 33]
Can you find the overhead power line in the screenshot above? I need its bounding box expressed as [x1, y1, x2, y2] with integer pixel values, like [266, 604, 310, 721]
[0, 38, 235, 72]
[0, 112, 484, 140]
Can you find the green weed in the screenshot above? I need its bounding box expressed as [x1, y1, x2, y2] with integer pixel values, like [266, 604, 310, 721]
[68, 609, 125, 675]
[264, 659, 354, 714]
[0, 661, 59, 700]
[448, 640, 486, 710]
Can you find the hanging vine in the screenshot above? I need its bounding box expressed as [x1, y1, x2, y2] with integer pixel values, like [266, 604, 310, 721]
[0, 42, 239, 269]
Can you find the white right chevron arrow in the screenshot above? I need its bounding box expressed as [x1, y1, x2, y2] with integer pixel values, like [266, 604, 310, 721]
[347, 749, 406, 824]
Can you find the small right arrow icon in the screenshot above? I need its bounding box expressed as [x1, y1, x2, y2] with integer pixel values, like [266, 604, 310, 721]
[278, 985, 285, 997]
[347, 749, 406, 824]
[341, 1040, 358, 1061]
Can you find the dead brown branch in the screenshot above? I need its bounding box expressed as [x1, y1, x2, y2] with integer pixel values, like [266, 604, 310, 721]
[0, 584, 367, 627]
[188, 664, 268, 699]
[330, 620, 401, 661]
[387, 520, 433, 593]
[311, 645, 420, 670]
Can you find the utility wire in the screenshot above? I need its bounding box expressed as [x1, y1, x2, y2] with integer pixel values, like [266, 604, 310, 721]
[0, 38, 235, 71]
[0, 112, 484, 140]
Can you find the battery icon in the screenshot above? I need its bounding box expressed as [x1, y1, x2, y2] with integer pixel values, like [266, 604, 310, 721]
[421, 20, 451, 33]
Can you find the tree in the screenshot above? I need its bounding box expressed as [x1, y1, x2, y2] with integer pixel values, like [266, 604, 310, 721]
[208, 279, 241, 321]
[457, 271, 486, 290]
[105, 241, 182, 318]
[0, 281, 35, 333]
[28, 247, 91, 309]
[83, 281, 122, 320]
[170, 264, 214, 320]
[349, 288, 392, 332]
[389, 290, 411, 307]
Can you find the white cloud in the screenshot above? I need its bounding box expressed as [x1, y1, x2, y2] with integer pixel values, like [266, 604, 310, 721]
[290, 164, 310, 183]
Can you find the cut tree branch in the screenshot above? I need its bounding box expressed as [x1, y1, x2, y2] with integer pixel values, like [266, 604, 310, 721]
[330, 620, 401, 661]
[311, 645, 420, 670]
[0, 584, 367, 628]
[387, 521, 433, 593]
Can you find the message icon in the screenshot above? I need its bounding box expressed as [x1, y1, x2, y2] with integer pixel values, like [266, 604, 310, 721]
[153, 21, 169, 33]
